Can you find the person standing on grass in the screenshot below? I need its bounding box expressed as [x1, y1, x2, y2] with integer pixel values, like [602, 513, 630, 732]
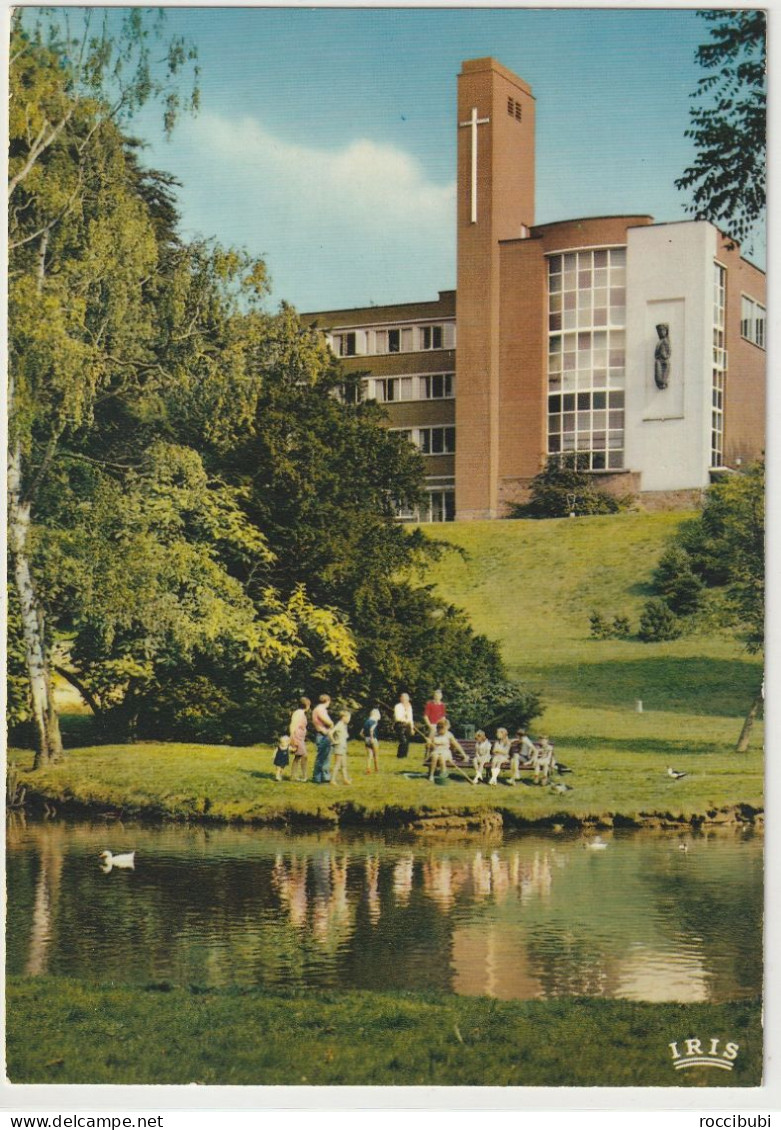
[424, 688, 447, 739]
[428, 719, 465, 782]
[289, 697, 311, 781]
[312, 694, 335, 783]
[273, 734, 292, 782]
[489, 728, 512, 786]
[330, 711, 353, 785]
[362, 707, 381, 774]
[394, 692, 414, 760]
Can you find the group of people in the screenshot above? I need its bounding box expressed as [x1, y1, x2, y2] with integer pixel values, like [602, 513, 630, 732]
[272, 689, 555, 789]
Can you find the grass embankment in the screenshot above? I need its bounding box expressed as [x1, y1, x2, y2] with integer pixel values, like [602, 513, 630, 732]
[11, 733, 762, 828]
[14, 511, 763, 827]
[6, 976, 762, 1086]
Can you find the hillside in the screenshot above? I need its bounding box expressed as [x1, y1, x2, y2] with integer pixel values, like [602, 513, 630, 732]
[422, 512, 763, 754]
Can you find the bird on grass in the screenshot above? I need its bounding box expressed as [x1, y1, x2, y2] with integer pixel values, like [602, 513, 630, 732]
[551, 782, 573, 794]
[556, 763, 574, 775]
[99, 850, 135, 872]
[666, 767, 688, 780]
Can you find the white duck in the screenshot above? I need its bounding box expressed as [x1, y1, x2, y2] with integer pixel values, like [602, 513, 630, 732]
[585, 836, 608, 850]
[100, 850, 136, 872]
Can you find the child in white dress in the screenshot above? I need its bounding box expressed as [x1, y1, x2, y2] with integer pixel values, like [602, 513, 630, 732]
[472, 730, 492, 784]
[489, 728, 512, 786]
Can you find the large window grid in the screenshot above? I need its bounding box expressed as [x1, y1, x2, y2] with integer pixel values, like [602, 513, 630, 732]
[740, 295, 765, 349]
[712, 264, 727, 467]
[547, 248, 626, 470]
[365, 373, 455, 403]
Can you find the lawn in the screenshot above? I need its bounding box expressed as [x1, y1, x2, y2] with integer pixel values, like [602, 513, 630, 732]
[6, 976, 762, 1086]
[11, 511, 763, 826]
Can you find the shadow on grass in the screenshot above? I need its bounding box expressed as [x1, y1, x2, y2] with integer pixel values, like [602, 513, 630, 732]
[559, 732, 739, 758]
[537, 655, 762, 717]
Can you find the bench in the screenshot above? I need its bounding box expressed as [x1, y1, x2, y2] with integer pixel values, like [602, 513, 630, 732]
[424, 738, 534, 773]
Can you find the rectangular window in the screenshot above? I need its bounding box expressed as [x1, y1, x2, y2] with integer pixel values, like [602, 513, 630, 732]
[420, 325, 444, 350]
[422, 373, 454, 399]
[333, 332, 356, 357]
[712, 263, 727, 467]
[741, 295, 766, 349]
[388, 328, 400, 353]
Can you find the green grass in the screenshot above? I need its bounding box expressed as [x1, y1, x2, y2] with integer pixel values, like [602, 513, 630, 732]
[10, 732, 762, 828]
[13, 511, 763, 826]
[6, 976, 762, 1086]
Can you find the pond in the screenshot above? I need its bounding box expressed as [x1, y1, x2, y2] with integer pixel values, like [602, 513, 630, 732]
[7, 816, 762, 1003]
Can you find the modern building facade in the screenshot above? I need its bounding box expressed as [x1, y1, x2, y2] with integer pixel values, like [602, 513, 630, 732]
[303, 58, 765, 521]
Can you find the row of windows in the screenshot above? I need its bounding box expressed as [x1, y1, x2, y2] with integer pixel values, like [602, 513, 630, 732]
[741, 295, 765, 349]
[712, 263, 727, 468]
[507, 96, 523, 121]
[392, 425, 456, 455]
[364, 373, 455, 403]
[330, 322, 455, 357]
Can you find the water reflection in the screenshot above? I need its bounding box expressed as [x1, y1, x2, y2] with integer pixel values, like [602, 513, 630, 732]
[6, 817, 762, 1003]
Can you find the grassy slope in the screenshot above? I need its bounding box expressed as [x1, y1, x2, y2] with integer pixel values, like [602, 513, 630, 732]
[424, 511, 763, 748]
[7, 977, 762, 1086]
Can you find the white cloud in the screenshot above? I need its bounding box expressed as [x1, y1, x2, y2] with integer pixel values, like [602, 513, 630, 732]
[169, 112, 456, 309]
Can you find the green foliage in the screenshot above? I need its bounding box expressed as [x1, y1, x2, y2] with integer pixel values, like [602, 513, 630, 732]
[653, 545, 706, 616]
[509, 455, 627, 519]
[638, 599, 683, 643]
[675, 10, 766, 246]
[654, 463, 764, 653]
[590, 610, 631, 640]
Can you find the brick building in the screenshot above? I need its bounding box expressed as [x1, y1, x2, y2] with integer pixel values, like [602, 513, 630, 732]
[303, 58, 766, 521]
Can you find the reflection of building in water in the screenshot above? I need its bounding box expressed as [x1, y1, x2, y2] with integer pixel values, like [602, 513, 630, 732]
[393, 854, 414, 905]
[614, 949, 709, 1003]
[452, 923, 544, 1000]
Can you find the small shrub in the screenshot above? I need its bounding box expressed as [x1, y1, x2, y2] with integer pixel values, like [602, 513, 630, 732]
[589, 611, 609, 639]
[638, 599, 683, 642]
[508, 454, 632, 519]
[611, 615, 631, 638]
[653, 546, 705, 616]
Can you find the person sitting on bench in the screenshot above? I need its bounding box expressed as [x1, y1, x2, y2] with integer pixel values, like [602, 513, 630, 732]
[511, 729, 537, 784]
[428, 719, 466, 782]
[472, 730, 492, 784]
[489, 728, 512, 786]
[532, 735, 556, 785]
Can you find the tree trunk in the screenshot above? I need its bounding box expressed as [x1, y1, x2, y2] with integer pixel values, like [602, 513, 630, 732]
[736, 685, 763, 753]
[8, 440, 63, 768]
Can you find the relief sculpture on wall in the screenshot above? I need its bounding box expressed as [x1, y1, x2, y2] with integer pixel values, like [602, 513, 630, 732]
[654, 323, 671, 389]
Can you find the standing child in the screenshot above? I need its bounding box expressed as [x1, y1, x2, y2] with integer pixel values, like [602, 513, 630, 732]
[363, 708, 381, 774]
[330, 711, 353, 785]
[472, 730, 492, 784]
[273, 734, 291, 782]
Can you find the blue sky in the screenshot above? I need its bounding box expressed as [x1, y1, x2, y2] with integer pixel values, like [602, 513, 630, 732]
[85, 8, 763, 310]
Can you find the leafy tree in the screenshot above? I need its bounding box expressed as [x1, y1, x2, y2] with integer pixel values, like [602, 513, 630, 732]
[652, 462, 764, 749]
[8, 10, 198, 765]
[675, 10, 766, 246]
[508, 454, 627, 519]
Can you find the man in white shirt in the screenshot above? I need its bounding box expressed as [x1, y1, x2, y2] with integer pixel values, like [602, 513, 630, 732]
[394, 693, 414, 760]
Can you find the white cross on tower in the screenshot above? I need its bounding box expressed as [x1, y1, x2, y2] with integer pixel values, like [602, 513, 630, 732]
[459, 106, 490, 224]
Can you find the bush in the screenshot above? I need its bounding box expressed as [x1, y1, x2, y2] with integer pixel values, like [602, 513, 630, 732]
[653, 546, 705, 616]
[508, 454, 630, 519]
[590, 611, 631, 639]
[611, 615, 631, 638]
[638, 599, 683, 642]
[589, 611, 609, 639]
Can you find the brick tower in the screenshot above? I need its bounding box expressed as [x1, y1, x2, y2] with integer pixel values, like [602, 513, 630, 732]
[455, 58, 535, 519]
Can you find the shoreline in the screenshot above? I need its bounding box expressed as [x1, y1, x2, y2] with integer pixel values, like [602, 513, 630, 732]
[17, 785, 764, 832]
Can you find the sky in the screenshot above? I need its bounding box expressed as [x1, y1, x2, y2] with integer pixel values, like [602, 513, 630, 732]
[30, 7, 767, 312]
